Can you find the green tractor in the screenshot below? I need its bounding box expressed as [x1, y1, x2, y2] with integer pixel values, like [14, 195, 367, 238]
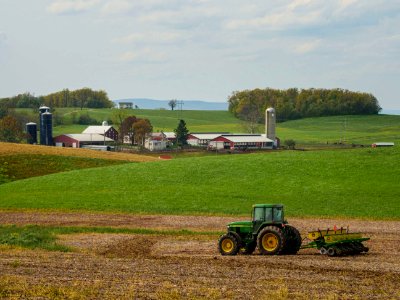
[218, 204, 301, 255]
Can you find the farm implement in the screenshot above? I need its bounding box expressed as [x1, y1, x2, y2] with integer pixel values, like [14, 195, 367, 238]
[218, 204, 370, 256]
[300, 227, 369, 256]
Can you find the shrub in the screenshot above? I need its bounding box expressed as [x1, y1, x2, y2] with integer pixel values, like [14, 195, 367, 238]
[284, 139, 296, 150]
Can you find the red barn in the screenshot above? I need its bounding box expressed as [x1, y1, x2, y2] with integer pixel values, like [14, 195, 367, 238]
[209, 134, 274, 150]
[54, 134, 114, 148]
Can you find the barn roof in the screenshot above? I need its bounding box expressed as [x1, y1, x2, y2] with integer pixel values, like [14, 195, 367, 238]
[163, 132, 176, 139]
[82, 126, 114, 134]
[216, 134, 273, 143]
[188, 133, 227, 140]
[62, 134, 114, 142]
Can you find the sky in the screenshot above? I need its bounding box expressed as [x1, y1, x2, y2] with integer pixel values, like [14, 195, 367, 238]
[0, 1, 399, 109]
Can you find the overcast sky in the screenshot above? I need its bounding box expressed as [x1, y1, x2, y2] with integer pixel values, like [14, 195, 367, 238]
[0, 0, 399, 109]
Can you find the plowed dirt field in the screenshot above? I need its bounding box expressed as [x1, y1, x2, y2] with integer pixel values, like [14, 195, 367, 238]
[0, 212, 399, 299]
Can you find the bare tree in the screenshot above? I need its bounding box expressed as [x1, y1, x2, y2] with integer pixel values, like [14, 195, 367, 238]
[168, 99, 177, 111]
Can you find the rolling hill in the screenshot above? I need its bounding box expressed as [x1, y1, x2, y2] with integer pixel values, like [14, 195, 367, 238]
[0, 146, 398, 219]
[0, 142, 156, 183]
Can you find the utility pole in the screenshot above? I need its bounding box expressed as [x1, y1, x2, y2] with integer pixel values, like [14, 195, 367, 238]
[176, 101, 184, 119]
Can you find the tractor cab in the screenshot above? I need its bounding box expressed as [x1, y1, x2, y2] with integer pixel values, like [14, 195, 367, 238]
[251, 204, 286, 234]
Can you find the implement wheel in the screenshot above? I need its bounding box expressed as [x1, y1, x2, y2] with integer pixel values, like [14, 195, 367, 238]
[257, 226, 285, 255]
[218, 234, 240, 256]
[327, 247, 337, 257]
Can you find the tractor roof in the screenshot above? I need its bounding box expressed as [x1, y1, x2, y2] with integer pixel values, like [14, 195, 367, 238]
[252, 204, 284, 208]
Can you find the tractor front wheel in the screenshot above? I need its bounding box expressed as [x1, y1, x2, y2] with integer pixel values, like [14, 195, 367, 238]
[257, 226, 285, 255]
[218, 234, 240, 256]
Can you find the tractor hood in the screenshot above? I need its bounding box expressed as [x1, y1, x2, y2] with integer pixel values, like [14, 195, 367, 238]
[228, 221, 252, 228]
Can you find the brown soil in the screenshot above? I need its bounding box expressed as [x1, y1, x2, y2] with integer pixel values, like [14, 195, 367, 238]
[0, 142, 157, 162]
[1, 211, 399, 299]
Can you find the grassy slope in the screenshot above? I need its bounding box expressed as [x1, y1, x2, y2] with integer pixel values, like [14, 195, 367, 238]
[279, 114, 400, 145]
[0, 154, 128, 182]
[51, 108, 244, 135]
[0, 147, 399, 219]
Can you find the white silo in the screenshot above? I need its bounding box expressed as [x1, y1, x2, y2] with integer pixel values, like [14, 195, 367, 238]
[102, 121, 109, 126]
[265, 108, 276, 141]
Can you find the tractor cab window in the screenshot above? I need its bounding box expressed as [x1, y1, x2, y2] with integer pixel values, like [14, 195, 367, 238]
[273, 207, 283, 222]
[253, 207, 264, 222]
[264, 208, 273, 222]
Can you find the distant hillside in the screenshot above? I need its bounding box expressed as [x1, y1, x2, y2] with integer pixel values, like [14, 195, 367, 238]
[113, 98, 228, 111]
[380, 109, 400, 115]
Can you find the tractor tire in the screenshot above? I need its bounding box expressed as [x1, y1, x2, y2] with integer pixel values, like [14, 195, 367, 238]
[240, 241, 257, 255]
[218, 233, 240, 256]
[257, 226, 286, 255]
[282, 225, 302, 255]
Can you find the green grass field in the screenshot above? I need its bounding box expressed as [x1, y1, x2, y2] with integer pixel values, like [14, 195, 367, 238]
[1, 146, 399, 219]
[49, 108, 245, 135]
[278, 115, 400, 145]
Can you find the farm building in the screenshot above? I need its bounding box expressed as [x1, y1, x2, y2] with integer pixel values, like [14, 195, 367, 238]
[187, 133, 230, 147]
[209, 134, 274, 150]
[143, 132, 172, 151]
[145, 139, 168, 151]
[163, 132, 176, 142]
[123, 132, 163, 145]
[54, 134, 114, 148]
[371, 142, 394, 147]
[118, 102, 133, 109]
[82, 125, 118, 141]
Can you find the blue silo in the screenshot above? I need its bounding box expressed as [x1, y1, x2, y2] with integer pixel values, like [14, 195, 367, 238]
[26, 122, 37, 144]
[41, 112, 53, 146]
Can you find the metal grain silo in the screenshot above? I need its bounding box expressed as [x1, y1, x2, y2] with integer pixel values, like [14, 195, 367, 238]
[26, 122, 37, 144]
[40, 112, 53, 146]
[265, 107, 276, 141]
[39, 106, 50, 145]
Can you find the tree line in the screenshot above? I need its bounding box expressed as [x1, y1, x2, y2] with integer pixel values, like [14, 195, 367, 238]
[228, 88, 381, 123]
[0, 88, 114, 109]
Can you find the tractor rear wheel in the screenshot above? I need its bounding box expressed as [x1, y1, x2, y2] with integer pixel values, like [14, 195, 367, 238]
[218, 234, 240, 256]
[257, 226, 285, 255]
[282, 225, 302, 255]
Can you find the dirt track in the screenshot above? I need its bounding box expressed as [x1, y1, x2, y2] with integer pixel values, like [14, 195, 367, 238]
[0, 212, 399, 299]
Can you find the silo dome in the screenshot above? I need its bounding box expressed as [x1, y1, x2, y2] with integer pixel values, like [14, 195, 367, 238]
[102, 121, 109, 126]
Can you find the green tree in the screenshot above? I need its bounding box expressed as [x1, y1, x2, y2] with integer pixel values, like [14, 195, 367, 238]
[284, 139, 296, 150]
[0, 103, 9, 119]
[0, 115, 25, 143]
[228, 87, 381, 123]
[174, 119, 189, 147]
